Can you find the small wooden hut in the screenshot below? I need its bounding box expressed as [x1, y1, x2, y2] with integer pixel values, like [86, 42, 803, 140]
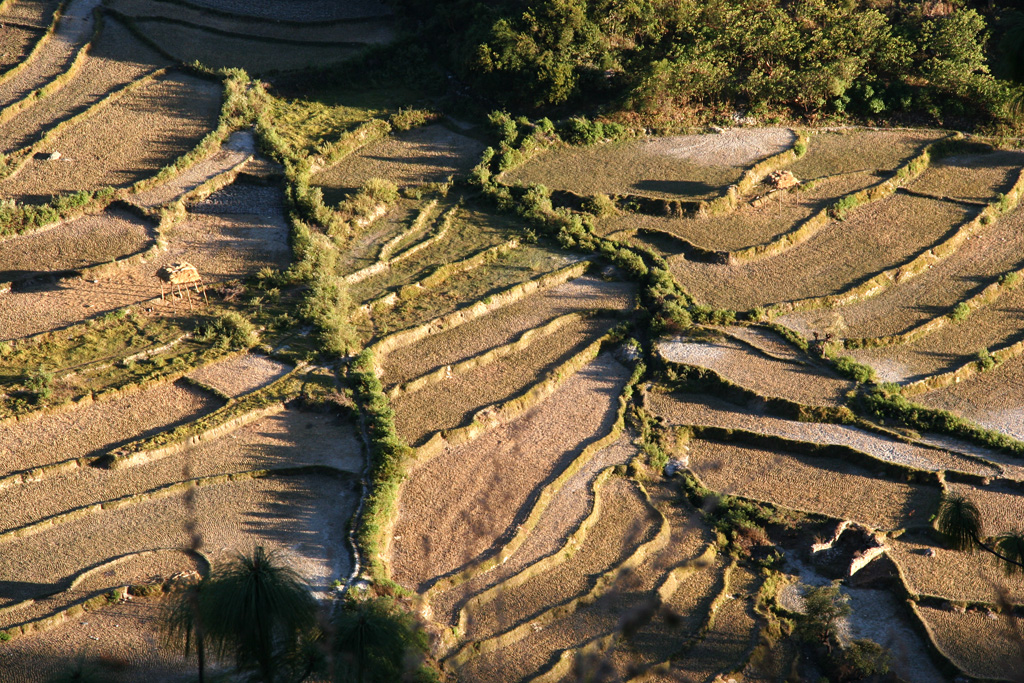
[157, 262, 208, 310]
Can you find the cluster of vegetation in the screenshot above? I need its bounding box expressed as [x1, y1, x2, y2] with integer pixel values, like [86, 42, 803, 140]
[393, 0, 1024, 131]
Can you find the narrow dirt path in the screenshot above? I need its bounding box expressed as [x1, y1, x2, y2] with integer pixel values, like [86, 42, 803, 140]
[0, 0, 101, 110]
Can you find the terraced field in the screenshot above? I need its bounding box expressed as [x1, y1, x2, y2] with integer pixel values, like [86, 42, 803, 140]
[1, 4, 1023, 679]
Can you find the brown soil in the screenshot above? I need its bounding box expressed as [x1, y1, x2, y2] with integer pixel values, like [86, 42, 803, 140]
[889, 537, 1024, 604]
[782, 206, 1024, 340]
[391, 315, 617, 446]
[598, 171, 879, 252]
[850, 281, 1024, 382]
[0, 207, 152, 278]
[908, 149, 1024, 203]
[657, 335, 854, 407]
[947, 481, 1024, 535]
[915, 606, 1024, 681]
[646, 390, 996, 477]
[689, 438, 939, 530]
[0, 0, 95, 112]
[0, 25, 40, 76]
[671, 194, 972, 311]
[0, 379, 220, 476]
[427, 433, 639, 629]
[916, 354, 1024, 442]
[1, 70, 221, 203]
[390, 354, 631, 591]
[186, 352, 291, 397]
[0, 0, 61, 27]
[0, 17, 168, 155]
[787, 129, 944, 179]
[380, 275, 635, 387]
[314, 124, 486, 201]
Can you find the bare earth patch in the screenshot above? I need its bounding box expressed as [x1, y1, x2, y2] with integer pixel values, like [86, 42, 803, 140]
[915, 353, 1024, 441]
[186, 352, 291, 397]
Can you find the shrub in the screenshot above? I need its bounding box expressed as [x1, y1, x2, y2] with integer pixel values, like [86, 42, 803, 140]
[562, 117, 605, 145]
[793, 140, 807, 156]
[950, 301, 971, 322]
[1000, 271, 1020, 289]
[585, 193, 617, 217]
[977, 347, 996, 371]
[487, 110, 518, 145]
[200, 312, 257, 350]
[834, 638, 891, 679]
[359, 177, 399, 204]
[0, 631, 9, 642]
[834, 356, 875, 384]
[831, 194, 861, 220]
[390, 108, 436, 131]
[23, 367, 53, 403]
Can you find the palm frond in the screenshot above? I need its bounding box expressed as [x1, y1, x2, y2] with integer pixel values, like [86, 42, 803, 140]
[936, 493, 983, 553]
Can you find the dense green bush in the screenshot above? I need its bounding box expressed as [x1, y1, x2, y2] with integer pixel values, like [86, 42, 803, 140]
[950, 301, 971, 322]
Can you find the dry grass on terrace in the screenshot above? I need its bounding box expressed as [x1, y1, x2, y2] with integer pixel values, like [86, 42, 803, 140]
[0, 72, 221, 203]
[917, 355, 1024, 442]
[186, 352, 292, 397]
[783, 207, 1024, 341]
[380, 276, 635, 387]
[0, 25, 40, 75]
[504, 128, 795, 201]
[599, 171, 880, 252]
[646, 390, 995, 476]
[915, 606, 1024, 681]
[850, 281, 1024, 382]
[657, 336, 854, 406]
[908, 149, 1024, 203]
[0, 208, 152, 279]
[426, 434, 639, 629]
[689, 438, 939, 531]
[0, 380, 219, 475]
[0, 18, 168, 155]
[787, 129, 944, 179]
[314, 125, 486, 203]
[391, 315, 616, 447]
[890, 537, 1024, 605]
[672, 194, 971, 311]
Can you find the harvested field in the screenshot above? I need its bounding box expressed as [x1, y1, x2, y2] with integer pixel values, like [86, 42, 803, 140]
[782, 206, 1024, 341]
[391, 355, 630, 591]
[391, 314, 618, 446]
[0, 379, 220, 476]
[427, 434, 639, 629]
[649, 567, 761, 683]
[106, 0, 395, 44]
[850, 281, 1024, 382]
[0, 17, 168, 155]
[368, 246, 577, 337]
[915, 606, 1024, 681]
[890, 536, 1024, 604]
[671, 194, 972, 311]
[786, 129, 944, 179]
[0, 597, 196, 683]
[646, 390, 997, 477]
[916, 355, 1024, 441]
[0, 0, 61, 27]
[599, 172, 880, 252]
[380, 276, 635, 387]
[657, 336, 854, 407]
[688, 437, 939, 530]
[505, 129, 796, 200]
[0, 0, 95, 111]
[184, 0, 392, 21]
[0, 207, 153, 281]
[313, 124, 487, 203]
[0, 25, 40, 75]
[0, 180, 289, 341]
[456, 476, 657, 645]
[947, 481, 1024, 535]
[186, 352, 291, 397]
[908, 149, 1024, 204]
[129, 19, 367, 74]
[0, 71, 221, 203]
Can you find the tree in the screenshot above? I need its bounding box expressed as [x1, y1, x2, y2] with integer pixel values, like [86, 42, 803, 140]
[332, 597, 432, 683]
[163, 547, 320, 683]
[936, 493, 1024, 574]
[799, 582, 851, 648]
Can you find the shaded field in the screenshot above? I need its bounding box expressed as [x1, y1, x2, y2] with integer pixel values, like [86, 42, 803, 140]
[657, 336, 854, 406]
[890, 536, 1024, 604]
[671, 194, 971, 311]
[0, 24, 41, 76]
[380, 275, 635, 387]
[602, 171, 879, 252]
[907, 149, 1024, 203]
[786, 129, 944, 179]
[850, 281, 1024, 382]
[782, 206, 1024, 341]
[391, 314, 617, 446]
[916, 355, 1024, 442]
[688, 438, 939, 530]
[916, 606, 1024, 681]
[0, 71, 222, 203]
[390, 354, 630, 591]
[0, 207, 153, 281]
[504, 128, 796, 200]
[313, 125, 486, 203]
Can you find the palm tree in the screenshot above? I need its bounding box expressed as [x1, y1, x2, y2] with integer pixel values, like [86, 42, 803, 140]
[332, 597, 429, 683]
[936, 494, 1024, 574]
[164, 546, 320, 683]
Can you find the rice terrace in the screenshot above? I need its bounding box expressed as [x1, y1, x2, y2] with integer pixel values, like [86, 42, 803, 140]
[0, 0, 1023, 681]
